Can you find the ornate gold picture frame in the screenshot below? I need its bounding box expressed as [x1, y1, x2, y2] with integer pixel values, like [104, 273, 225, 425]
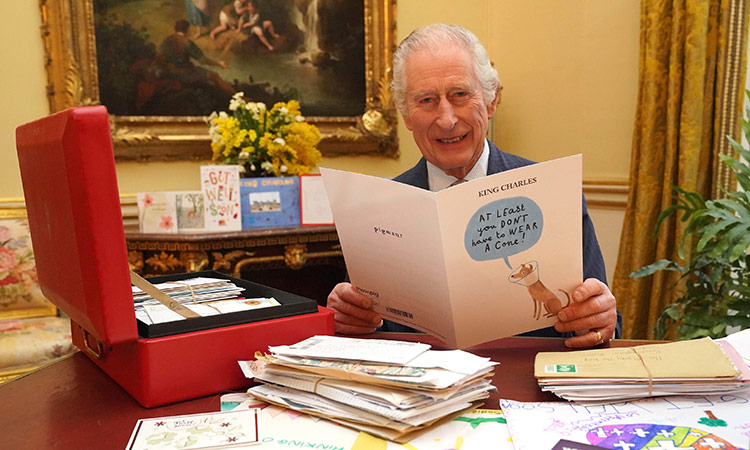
[38, 0, 398, 162]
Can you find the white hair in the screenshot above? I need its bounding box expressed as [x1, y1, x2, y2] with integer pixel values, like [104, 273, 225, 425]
[391, 23, 500, 116]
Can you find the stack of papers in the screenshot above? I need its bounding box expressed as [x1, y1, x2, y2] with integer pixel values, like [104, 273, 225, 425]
[133, 277, 279, 324]
[238, 335, 497, 442]
[534, 336, 750, 404]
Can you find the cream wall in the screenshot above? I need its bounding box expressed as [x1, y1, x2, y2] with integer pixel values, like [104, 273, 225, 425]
[1, 1, 637, 194]
[0, 0, 638, 281]
[0, 3, 49, 199]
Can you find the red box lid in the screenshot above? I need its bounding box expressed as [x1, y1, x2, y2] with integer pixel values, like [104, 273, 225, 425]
[15, 106, 137, 346]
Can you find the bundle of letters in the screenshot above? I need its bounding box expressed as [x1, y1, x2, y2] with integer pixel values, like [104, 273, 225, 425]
[534, 335, 750, 405]
[133, 277, 278, 324]
[238, 335, 497, 442]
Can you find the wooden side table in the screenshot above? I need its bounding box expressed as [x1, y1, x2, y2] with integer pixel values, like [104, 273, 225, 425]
[125, 225, 346, 305]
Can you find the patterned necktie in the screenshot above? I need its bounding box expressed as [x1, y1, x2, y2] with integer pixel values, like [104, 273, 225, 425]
[449, 178, 467, 187]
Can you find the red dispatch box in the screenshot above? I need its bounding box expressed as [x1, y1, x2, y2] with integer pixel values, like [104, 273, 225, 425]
[15, 106, 334, 407]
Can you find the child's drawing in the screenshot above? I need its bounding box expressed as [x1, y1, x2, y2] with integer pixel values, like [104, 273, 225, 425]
[586, 423, 742, 449]
[500, 394, 750, 450]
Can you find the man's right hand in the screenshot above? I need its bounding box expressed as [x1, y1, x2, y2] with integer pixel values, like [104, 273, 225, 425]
[326, 282, 382, 335]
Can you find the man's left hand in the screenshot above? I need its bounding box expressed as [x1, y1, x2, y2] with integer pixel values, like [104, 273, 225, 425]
[554, 278, 618, 349]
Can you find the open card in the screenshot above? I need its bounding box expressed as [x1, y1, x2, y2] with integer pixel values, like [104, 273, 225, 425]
[126, 409, 259, 449]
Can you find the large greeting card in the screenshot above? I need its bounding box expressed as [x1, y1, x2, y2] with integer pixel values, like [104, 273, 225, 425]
[321, 155, 583, 348]
[200, 165, 242, 232]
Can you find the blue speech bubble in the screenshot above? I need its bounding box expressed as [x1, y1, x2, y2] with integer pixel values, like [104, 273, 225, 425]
[464, 196, 543, 268]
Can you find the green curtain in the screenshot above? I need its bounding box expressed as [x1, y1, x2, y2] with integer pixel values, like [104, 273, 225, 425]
[612, 0, 749, 340]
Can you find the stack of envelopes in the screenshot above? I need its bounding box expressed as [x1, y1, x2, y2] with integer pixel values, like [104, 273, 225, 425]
[132, 277, 245, 305]
[133, 277, 273, 325]
[238, 335, 497, 442]
[534, 337, 750, 405]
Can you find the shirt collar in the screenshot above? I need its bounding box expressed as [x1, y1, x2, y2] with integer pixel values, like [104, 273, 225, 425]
[426, 139, 490, 192]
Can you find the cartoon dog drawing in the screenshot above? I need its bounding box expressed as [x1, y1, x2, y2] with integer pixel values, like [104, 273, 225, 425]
[510, 263, 571, 320]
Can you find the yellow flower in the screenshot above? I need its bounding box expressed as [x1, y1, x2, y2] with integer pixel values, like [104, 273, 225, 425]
[207, 99, 322, 176]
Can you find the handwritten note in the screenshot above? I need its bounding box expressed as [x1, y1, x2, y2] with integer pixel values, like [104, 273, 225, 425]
[464, 196, 544, 268]
[535, 338, 740, 379]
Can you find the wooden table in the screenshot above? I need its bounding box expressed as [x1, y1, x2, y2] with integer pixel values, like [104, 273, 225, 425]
[0, 334, 646, 449]
[125, 225, 346, 306]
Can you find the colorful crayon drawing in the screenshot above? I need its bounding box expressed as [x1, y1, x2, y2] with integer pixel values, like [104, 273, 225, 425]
[586, 424, 745, 450]
[500, 394, 750, 450]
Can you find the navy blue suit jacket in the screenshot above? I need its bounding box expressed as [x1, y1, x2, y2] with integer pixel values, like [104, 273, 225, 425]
[378, 141, 623, 338]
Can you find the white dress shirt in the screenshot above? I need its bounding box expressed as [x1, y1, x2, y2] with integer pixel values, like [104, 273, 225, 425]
[425, 139, 490, 192]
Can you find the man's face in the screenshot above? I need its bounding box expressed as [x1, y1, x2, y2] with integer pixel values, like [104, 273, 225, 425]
[402, 44, 498, 179]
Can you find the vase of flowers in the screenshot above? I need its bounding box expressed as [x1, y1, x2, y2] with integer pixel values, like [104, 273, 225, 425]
[207, 92, 322, 177]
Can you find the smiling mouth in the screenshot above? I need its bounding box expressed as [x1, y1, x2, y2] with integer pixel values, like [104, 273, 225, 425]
[437, 134, 468, 144]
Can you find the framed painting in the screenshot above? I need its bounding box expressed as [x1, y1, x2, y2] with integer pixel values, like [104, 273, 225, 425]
[38, 0, 398, 161]
[0, 200, 57, 320]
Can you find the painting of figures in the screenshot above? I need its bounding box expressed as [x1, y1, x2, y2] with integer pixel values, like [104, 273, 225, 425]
[93, 0, 366, 117]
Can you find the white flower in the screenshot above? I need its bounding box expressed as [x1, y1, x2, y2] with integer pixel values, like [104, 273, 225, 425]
[278, 107, 288, 115]
[261, 161, 274, 172]
[296, 116, 305, 122]
[219, 111, 229, 119]
[207, 111, 217, 121]
[273, 137, 286, 146]
[257, 102, 267, 111]
[250, 164, 256, 171]
[238, 151, 250, 160]
[229, 98, 242, 111]
[280, 165, 288, 173]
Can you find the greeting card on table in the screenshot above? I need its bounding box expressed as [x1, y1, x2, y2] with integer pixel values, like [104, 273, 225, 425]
[239, 177, 300, 229]
[300, 174, 334, 226]
[201, 165, 241, 231]
[175, 191, 206, 232]
[137, 192, 177, 233]
[321, 154, 583, 348]
[125, 409, 259, 450]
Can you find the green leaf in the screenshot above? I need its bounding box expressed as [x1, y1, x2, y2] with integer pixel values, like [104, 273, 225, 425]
[729, 231, 750, 261]
[681, 328, 711, 340]
[665, 305, 681, 321]
[696, 220, 730, 252]
[711, 223, 746, 256]
[711, 323, 727, 336]
[652, 204, 684, 238]
[630, 260, 684, 278]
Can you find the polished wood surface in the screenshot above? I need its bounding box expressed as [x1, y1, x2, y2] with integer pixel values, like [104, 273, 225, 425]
[0, 334, 647, 449]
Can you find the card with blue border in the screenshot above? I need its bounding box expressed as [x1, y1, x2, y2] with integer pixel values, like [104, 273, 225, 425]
[240, 177, 300, 229]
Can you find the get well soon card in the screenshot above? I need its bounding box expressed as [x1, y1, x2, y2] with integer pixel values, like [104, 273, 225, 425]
[321, 155, 583, 348]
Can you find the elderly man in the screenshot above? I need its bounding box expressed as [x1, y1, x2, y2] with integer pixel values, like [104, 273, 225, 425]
[327, 23, 621, 349]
